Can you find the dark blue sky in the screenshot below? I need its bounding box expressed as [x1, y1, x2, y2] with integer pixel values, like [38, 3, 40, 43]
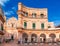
[0, 0, 60, 26]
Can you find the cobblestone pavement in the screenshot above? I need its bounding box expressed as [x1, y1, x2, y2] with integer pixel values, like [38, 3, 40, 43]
[0, 41, 60, 46]
[0, 43, 60, 46]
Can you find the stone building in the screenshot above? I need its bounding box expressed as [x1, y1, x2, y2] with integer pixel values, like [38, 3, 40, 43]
[4, 2, 60, 43]
[0, 5, 5, 43]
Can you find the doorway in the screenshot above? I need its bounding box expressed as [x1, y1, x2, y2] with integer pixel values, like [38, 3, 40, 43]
[11, 35, 14, 40]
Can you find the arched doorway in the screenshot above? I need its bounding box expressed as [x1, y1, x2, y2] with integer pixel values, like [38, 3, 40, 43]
[11, 35, 14, 40]
[49, 33, 56, 42]
[22, 33, 28, 43]
[31, 33, 37, 43]
[40, 34, 46, 43]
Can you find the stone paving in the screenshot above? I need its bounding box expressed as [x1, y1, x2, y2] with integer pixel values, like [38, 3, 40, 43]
[0, 41, 60, 46]
[0, 43, 60, 46]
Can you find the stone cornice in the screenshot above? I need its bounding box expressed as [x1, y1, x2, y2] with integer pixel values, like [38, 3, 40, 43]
[17, 27, 60, 31]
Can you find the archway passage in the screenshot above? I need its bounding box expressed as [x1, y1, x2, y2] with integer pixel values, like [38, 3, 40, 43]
[11, 35, 14, 40]
[22, 33, 28, 43]
[31, 33, 37, 43]
[49, 33, 56, 42]
[40, 34, 46, 43]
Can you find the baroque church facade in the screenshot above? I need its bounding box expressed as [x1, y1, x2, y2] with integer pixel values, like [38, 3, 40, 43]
[4, 2, 60, 43]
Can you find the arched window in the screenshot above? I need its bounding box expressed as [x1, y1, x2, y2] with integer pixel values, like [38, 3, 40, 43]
[12, 23, 13, 27]
[32, 13, 36, 18]
[24, 22, 27, 28]
[32, 23, 35, 29]
[40, 14, 44, 18]
[48, 26, 51, 28]
[41, 23, 44, 29]
[25, 12, 28, 16]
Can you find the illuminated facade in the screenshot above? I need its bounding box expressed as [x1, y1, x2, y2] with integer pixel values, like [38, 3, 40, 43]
[0, 6, 5, 31]
[0, 6, 5, 43]
[4, 2, 60, 43]
[0, 6, 5, 32]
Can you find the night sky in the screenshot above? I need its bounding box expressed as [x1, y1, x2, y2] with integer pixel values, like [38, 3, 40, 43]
[0, 0, 60, 26]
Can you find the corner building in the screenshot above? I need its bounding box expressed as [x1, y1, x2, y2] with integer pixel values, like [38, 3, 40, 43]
[0, 6, 5, 42]
[4, 2, 60, 43]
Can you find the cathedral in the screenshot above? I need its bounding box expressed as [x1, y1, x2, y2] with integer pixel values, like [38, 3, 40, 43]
[3, 2, 60, 43]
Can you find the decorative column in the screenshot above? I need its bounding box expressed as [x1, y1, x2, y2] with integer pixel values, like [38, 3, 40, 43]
[20, 33, 22, 44]
[37, 36, 40, 43]
[46, 34, 49, 42]
[17, 28, 23, 44]
[28, 35, 31, 43]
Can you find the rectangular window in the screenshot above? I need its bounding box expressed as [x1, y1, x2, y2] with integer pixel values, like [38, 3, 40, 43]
[0, 26, 1, 30]
[25, 12, 28, 16]
[24, 22, 27, 29]
[40, 14, 44, 18]
[32, 23, 35, 29]
[41, 23, 44, 29]
[1, 26, 3, 30]
[32, 13, 36, 18]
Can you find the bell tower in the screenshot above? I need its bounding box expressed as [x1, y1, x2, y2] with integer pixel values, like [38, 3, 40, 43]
[17, 2, 23, 28]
